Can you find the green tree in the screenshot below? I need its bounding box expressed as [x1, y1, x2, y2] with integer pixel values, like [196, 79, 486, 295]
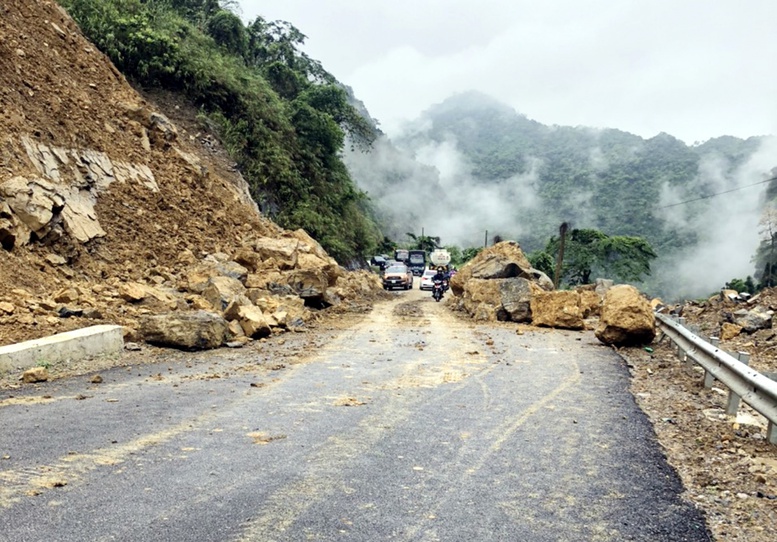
[406, 233, 440, 252]
[461, 247, 482, 264]
[544, 228, 656, 286]
[528, 250, 555, 278]
[205, 9, 248, 57]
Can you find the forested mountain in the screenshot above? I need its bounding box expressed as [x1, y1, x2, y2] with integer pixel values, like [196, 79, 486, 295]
[346, 91, 776, 298]
[59, 0, 384, 263]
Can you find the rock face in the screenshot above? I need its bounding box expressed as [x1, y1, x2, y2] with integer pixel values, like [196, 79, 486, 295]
[140, 311, 229, 350]
[595, 285, 656, 345]
[531, 290, 585, 330]
[452, 241, 553, 322]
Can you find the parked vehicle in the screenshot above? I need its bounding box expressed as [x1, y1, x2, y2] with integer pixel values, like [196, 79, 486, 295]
[420, 269, 437, 290]
[407, 250, 427, 276]
[394, 249, 409, 264]
[370, 255, 388, 271]
[382, 264, 413, 290]
[432, 278, 445, 302]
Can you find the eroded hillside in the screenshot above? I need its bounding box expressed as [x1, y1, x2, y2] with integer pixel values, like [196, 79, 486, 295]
[0, 0, 378, 347]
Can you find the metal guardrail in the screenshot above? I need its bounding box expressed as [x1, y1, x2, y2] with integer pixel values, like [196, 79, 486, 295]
[655, 312, 777, 444]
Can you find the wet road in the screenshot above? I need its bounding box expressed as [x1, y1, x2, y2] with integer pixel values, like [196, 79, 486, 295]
[0, 285, 710, 541]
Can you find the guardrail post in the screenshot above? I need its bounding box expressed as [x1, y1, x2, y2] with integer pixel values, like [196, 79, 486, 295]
[704, 337, 720, 388]
[768, 422, 777, 445]
[725, 352, 751, 415]
[674, 318, 689, 363]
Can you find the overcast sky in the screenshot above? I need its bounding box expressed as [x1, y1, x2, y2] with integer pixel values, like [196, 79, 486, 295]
[238, 0, 777, 144]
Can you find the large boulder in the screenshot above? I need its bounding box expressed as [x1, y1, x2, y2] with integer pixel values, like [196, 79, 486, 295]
[595, 285, 655, 345]
[233, 305, 272, 338]
[290, 228, 330, 260]
[201, 276, 247, 311]
[118, 282, 178, 309]
[285, 267, 329, 299]
[577, 288, 603, 318]
[140, 311, 229, 350]
[530, 290, 584, 330]
[181, 260, 249, 293]
[460, 277, 534, 322]
[451, 241, 534, 295]
[297, 252, 342, 285]
[729, 307, 773, 333]
[254, 236, 299, 270]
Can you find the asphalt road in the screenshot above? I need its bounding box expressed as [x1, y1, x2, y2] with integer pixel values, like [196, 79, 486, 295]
[0, 283, 710, 541]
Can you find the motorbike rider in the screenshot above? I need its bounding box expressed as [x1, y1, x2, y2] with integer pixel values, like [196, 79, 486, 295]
[432, 266, 446, 284]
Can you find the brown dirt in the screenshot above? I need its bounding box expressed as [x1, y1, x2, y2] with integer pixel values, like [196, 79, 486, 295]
[0, 0, 342, 347]
[619, 290, 777, 542]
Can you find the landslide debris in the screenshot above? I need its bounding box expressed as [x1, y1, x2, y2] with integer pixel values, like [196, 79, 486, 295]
[0, 0, 381, 349]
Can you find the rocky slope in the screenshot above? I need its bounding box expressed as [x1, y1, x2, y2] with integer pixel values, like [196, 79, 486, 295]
[0, 0, 379, 349]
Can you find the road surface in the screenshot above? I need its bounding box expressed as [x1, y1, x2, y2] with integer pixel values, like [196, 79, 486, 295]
[0, 283, 710, 541]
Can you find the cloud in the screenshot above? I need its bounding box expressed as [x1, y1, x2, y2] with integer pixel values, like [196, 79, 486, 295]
[332, 0, 777, 143]
[652, 136, 777, 299]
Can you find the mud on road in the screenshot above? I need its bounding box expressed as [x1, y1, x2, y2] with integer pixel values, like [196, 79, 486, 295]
[1, 286, 710, 541]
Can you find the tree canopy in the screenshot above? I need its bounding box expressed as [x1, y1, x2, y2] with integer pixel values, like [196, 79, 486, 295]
[534, 228, 657, 286]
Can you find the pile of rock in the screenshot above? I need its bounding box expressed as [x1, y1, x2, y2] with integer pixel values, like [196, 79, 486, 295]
[450, 241, 656, 345]
[0, 229, 382, 350]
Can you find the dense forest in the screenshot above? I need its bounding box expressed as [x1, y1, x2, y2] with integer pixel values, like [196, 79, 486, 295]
[60, 0, 386, 263]
[347, 91, 776, 298]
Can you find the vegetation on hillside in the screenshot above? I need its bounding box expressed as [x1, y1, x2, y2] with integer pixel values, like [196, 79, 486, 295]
[60, 0, 382, 263]
[380, 91, 774, 294]
[530, 228, 657, 286]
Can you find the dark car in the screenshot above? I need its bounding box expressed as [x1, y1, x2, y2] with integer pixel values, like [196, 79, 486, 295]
[371, 255, 388, 270]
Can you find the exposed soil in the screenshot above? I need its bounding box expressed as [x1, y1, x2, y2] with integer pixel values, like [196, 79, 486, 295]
[619, 290, 777, 542]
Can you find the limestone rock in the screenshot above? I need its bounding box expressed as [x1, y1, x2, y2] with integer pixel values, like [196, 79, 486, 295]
[290, 228, 330, 260]
[182, 260, 249, 293]
[530, 290, 584, 330]
[119, 282, 147, 302]
[227, 319, 245, 338]
[118, 282, 178, 309]
[297, 252, 342, 285]
[720, 322, 743, 341]
[451, 241, 534, 296]
[202, 276, 247, 312]
[595, 285, 656, 346]
[140, 311, 228, 350]
[245, 271, 284, 290]
[579, 290, 602, 318]
[730, 308, 773, 333]
[54, 288, 79, 304]
[236, 305, 272, 338]
[233, 246, 262, 272]
[500, 278, 535, 322]
[285, 267, 329, 299]
[461, 278, 533, 322]
[22, 366, 49, 383]
[0, 302, 15, 314]
[254, 237, 299, 270]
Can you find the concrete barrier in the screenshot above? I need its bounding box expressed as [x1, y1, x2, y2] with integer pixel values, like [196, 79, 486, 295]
[0, 325, 124, 374]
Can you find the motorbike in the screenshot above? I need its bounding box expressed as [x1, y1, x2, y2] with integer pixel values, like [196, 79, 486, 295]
[432, 279, 444, 302]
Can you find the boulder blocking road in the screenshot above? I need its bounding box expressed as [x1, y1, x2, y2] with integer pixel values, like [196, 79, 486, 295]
[0, 285, 710, 541]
